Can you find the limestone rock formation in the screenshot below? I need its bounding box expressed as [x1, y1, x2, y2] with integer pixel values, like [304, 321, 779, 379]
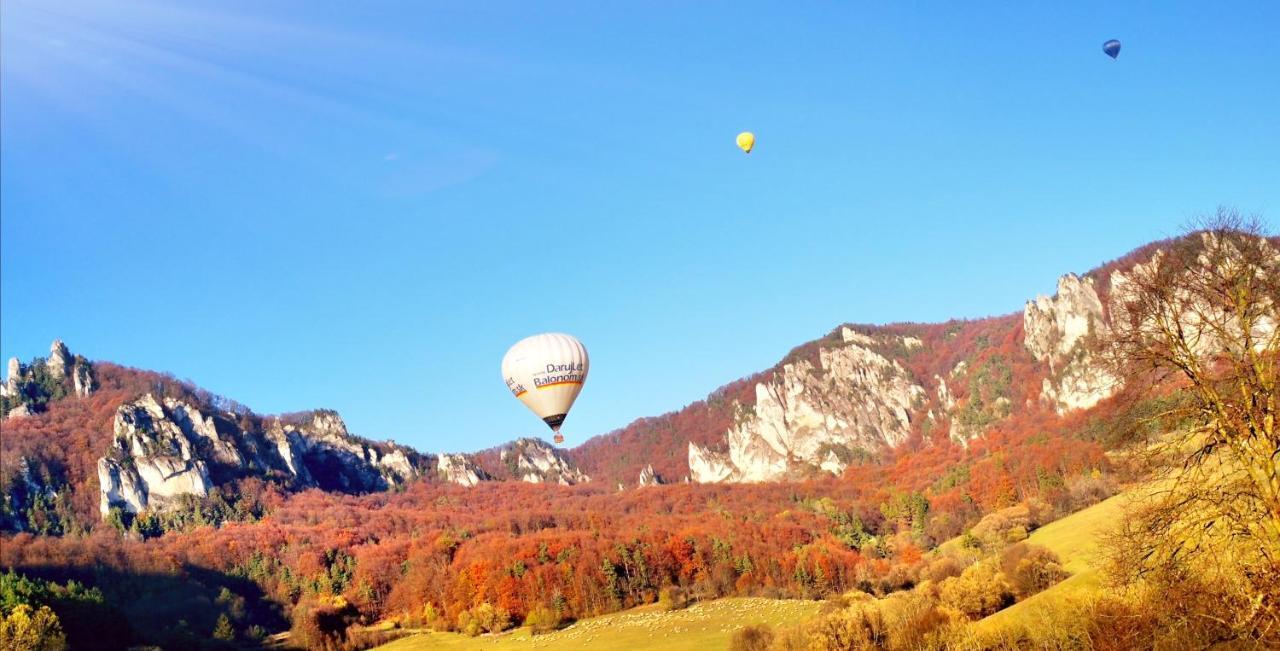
[47, 340, 71, 379]
[689, 330, 926, 483]
[1, 358, 21, 398]
[96, 394, 426, 517]
[98, 394, 214, 516]
[501, 438, 589, 485]
[262, 411, 421, 492]
[688, 443, 734, 483]
[4, 403, 34, 419]
[1023, 274, 1118, 413]
[1, 340, 95, 418]
[437, 453, 488, 487]
[637, 463, 663, 487]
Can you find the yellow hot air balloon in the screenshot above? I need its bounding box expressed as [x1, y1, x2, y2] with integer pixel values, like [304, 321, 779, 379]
[736, 131, 755, 154]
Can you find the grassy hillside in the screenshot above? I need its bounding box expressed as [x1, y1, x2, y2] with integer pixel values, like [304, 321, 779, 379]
[374, 491, 1138, 650]
[375, 598, 819, 651]
[972, 487, 1137, 634]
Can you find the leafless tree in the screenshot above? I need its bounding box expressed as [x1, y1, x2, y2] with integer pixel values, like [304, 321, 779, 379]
[1104, 207, 1279, 639]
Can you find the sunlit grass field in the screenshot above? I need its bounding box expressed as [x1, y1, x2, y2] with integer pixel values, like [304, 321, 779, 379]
[972, 487, 1137, 634]
[374, 597, 819, 651]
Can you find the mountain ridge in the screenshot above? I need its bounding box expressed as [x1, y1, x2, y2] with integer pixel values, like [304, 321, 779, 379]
[0, 232, 1255, 529]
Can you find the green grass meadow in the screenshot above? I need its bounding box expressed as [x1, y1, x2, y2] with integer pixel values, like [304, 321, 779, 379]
[972, 488, 1137, 634]
[375, 597, 820, 651]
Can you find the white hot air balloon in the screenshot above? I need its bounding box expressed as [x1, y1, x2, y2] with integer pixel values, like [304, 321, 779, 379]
[502, 333, 589, 445]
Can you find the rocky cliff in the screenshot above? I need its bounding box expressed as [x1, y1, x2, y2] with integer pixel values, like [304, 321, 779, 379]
[500, 438, 589, 485]
[637, 463, 663, 487]
[1023, 274, 1119, 413]
[436, 453, 488, 486]
[96, 394, 427, 517]
[2, 340, 95, 419]
[8, 232, 1265, 515]
[688, 328, 927, 483]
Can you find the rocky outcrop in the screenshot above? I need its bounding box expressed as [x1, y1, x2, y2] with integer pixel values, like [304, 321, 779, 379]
[1, 340, 95, 417]
[819, 451, 845, 475]
[98, 394, 214, 516]
[690, 330, 927, 483]
[47, 340, 71, 379]
[96, 394, 426, 517]
[262, 411, 421, 492]
[637, 464, 663, 487]
[1, 358, 21, 398]
[4, 403, 34, 419]
[1023, 274, 1118, 413]
[72, 362, 95, 398]
[501, 438, 589, 485]
[688, 443, 734, 483]
[437, 453, 487, 487]
[936, 376, 955, 411]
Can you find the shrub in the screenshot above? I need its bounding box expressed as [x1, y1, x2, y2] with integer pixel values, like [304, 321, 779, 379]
[456, 610, 481, 637]
[523, 605, 561, 635]
[920, 556, 962, 583]
[767, 624, 809, 651]
[1064, 473, 1117, 511]
[289, 596, 360, 651]
[468, 603, 511, 634]
[728, 623, 774, 651]
[938, 561, 1013, 619]
[880, 592, 953, 650]
[807, 605, 888, 650]
[0, 604, 67, 651]
[657, 586, 688, 611]
[1084, 595, 1156, 651]
[1000, 543, 1068, 598]
[1004, 525, 1028, 543]
[969, 505, 1031, 551]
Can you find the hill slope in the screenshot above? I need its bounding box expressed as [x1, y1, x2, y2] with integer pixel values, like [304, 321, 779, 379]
[972, 484, 1137, 635]
[375, 598, 819, 651]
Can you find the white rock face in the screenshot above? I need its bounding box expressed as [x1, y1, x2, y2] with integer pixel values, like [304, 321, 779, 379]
[98, 458, 148, 515]
[501, 438, 589, 485]
[936, 376, 955, 411]
[819, 451, 846, 475]
[690, 332, 926, 483]
[96, 394, 423, 518]
[267, 426, 313, 484]
[377, 449, 416, 483]
[2, 340, 94, 412]
[98, 394, 213, 515]
[1, 358, 21, 397]
[72, 362, 95, 397]
[263, 411, 421, 491]
[47, 340, 71, 378]
[1023, 274, 1119, 413]
[437, 453, 485, 486]
[167, 398, 243, 466]
[688, 443, 734, 483]
[637, 463, 663, 487]
[5, 404, 33, 419]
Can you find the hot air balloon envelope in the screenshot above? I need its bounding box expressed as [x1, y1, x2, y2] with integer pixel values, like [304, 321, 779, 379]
[736, 132, 755, 154]
[502, 333, 589, 444]
[1103, 39, 1121, 59]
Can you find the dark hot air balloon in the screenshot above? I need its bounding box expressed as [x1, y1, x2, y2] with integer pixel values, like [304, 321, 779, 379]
[1103, 39, 1121, 60]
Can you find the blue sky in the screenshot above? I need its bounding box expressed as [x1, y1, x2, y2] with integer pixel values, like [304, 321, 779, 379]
[3, 1, 1277, 452]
